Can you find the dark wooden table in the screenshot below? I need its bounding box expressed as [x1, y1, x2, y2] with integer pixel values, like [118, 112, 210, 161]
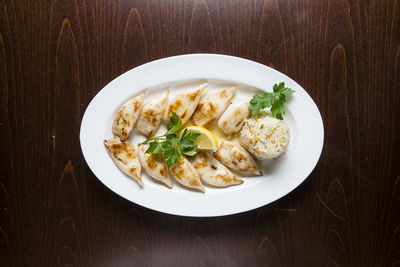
[1, 0, 399, 266]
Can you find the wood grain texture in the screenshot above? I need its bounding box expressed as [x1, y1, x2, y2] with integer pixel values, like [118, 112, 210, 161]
[1, 0, 399, 266]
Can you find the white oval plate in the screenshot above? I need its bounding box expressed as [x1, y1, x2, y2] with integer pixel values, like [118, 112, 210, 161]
[80, 54, 324, 217]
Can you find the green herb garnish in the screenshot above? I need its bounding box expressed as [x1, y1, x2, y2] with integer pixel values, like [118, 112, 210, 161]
[139, 112, 200, 167]
[249, 82, 295, 120]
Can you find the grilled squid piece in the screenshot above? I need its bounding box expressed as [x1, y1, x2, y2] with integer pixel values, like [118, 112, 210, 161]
[192, 86, 237, 126]
[137, 90, 169, 137]
[138, 144, 172, 188]
[189, 151, 243, 187]
[213, 141, 262, 176]
[169, 156, 205, 193]
[112, 92, 146, 140]
[163, 83, 207, 125]
[104, 137, 143, 186]
[218, 99, 250, 138]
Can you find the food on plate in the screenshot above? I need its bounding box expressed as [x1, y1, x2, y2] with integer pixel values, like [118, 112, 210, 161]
[189, 151, 243, 187]
[240, 111, 290, 160]
[138, 144, 172, 188]
[104, 80, 294, 192]
[218, 99, 250, 138]
[192, 86, 237, 126]
[163, 82, 207, 125]
[169, 156, 205, 192]
[213, 140, 262, 176]
[249, 82, 295, 119]
[181, 126, 218, 150]
[137, 90, 169, 137]
[104, 137, 143, 186]
[112, 92, 146, 140]
[139, 113, 200, 167]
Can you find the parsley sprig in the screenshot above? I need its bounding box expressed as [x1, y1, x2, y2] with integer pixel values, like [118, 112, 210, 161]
[138, 112, 200, 167]
[249, 82, 295, 120]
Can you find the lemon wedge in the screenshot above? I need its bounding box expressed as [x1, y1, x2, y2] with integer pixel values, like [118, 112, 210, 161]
[182, 126, 218, 150]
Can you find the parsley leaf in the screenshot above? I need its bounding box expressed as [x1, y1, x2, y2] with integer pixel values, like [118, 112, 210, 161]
[180, 129, 200, 145]
[166, 112, 181, 133]
[249, 82, 295, 119]
[138, 112, 200, 167]
[163, 147, 180, 167]
[180, 129, 200, 156]
[249, 94, 274, 116]
[160, 140, 172, 151]
[146, 141, 162, 154]
[181, 145, 198, 156]
[271, 98, 285, 120]
[166, 133, 180, 145]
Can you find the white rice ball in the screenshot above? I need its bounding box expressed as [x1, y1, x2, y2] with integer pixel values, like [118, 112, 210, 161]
[239, 112, 290, 160]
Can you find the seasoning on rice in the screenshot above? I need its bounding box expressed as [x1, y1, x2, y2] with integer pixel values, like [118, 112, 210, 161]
[239, 111, 290, 160]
